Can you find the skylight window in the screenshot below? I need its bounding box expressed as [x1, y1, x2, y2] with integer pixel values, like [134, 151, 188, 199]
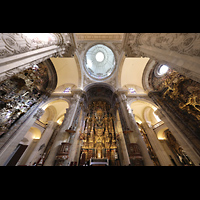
[95, 52, 105, 62]
[85, 44, 116, 79]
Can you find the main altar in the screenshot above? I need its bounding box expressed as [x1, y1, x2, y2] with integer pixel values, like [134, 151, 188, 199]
[79, 101, 120, 166]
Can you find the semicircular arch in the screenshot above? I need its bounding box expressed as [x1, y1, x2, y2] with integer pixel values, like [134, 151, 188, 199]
[130, 99, 160, 125]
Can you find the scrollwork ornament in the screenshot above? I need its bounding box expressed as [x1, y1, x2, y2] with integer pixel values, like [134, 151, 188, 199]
[126, 33, 200, 57]
[2, 33, 20, 53]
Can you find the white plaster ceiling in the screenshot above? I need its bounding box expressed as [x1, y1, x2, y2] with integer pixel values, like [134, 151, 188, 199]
[50, 57, 79, 92]
[121, 57, 150, 92]
[50, 34, 150, 96]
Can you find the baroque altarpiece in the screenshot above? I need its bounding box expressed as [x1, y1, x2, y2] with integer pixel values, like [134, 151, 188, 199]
[0, 63, 50, 137]
[79, 101, 119, 166]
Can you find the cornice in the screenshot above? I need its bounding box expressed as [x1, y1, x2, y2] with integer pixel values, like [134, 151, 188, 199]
[75, 33, 124, 41]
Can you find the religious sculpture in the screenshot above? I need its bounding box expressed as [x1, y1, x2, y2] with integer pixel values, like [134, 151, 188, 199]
[151, 67, 200, 138]
[164, 129, 194, 166]
[79, 101, 118, 166]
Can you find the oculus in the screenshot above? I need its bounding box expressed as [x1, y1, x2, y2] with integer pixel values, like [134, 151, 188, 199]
[85, 44, 116, 79]
[157, 65, 169, 76]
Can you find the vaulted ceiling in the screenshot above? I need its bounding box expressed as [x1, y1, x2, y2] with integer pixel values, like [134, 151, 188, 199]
[50, 33, 150, 94]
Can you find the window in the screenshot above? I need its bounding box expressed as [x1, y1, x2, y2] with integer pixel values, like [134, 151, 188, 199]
[95, 52, 105, 62]
[157, 65, 169, 76]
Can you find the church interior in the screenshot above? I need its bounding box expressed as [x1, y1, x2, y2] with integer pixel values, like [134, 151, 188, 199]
[0, 33, 200, 166]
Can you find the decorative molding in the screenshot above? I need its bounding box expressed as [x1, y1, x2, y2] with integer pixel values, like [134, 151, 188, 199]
[112, 42, 123, 54]
[0, 33, 75, 59]
[124, 33, 200, 57]
[75, 34, 124, 41]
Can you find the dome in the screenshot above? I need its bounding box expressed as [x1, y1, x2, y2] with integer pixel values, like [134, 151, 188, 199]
[85, 44, 116, 79]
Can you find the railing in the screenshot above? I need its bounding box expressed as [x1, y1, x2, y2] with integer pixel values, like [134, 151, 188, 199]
[35, 120, 47, 128]
[152, 121, 164, 130]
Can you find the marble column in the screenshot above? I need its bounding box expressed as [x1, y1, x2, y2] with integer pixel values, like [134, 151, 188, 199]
[116, 89, 154, 166]
[67, 109, 83, 165]
[43, 108, 71, 166]
[114, 109, 130, 166]
[142, 122, 172, 166]
[24, 120, 58, 166]
[43, 89, 84, 166]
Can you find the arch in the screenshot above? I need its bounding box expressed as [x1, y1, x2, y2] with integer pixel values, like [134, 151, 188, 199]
[130, 99, 160, 125]
[141, 58, 172, 92]
[56, 114, 65, 125]
[39, 98, 69, 123]
[156, 127, 168, 140]
[143, 106, 162, 127]
[134, 115, 143, 124]
[84, 82, 115, 93]
[84, 83, 115, 105]
[128, 98, 158, 109]
[20, 127, 42, 146]
[40, 97, 70, 110]
[29, 127, 42, 140]
[39, 105, 57, 124]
